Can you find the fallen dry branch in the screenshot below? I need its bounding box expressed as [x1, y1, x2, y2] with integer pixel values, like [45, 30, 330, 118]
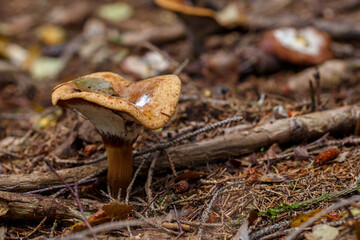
[0, 191, 102, 221]
[0, 160, 107, 192]
[1, 106, 359, 193]
[147, 105, 360, 172]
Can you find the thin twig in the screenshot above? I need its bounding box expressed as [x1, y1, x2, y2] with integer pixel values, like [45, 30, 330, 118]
[153, 131, 177, 177]
[179, 220, 222, 227]
[140, 189, 167, 215]
[44, 160, 98, 240]
[26, 217, 47, 238]
[314, 68, 321, 109]
[85, 154, 108, 164]
[173, 205, 185, 240]
[125, 154, 150, 204]
[145, 151, 160, 208]
[133, 211, 178, 235]
[74, 179, 98, 239]
[249, 221, 289, 240]
[0, 149, 22, 159]
[165, 149, 177, 176]
[135, 116, 243, 157]
[309, 79, 316, 112]
[60, 220, 145, 240]
[53, 153, 107, 165]
[51, 166, 107, 198]
[26, 178, 98, 194]
[139, 41, 179, 67]
[173, 58, 190, 75]
[49, 220, 57, 239]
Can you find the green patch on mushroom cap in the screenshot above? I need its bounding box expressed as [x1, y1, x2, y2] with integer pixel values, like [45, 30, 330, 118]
[74, 77, 125, 97]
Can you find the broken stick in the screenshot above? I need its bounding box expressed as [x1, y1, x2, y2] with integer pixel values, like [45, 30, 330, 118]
[0, 160, 107, 192]
[147, 105, 360, 171]
[0, 191, 102, 221]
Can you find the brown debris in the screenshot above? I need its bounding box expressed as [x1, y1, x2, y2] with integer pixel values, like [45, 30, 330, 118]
[173, 180, 189, 193]
[245, 168, 261, 184]
[314, 148, 341, 165]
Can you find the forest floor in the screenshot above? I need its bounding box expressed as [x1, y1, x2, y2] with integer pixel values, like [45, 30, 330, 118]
[1, 0, 360, 239]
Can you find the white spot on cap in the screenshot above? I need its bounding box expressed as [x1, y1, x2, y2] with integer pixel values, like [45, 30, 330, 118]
[274, 27, 325, 56]
[135, 94, 150, 107]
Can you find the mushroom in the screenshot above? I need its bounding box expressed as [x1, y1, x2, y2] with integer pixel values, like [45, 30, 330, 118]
[154, 0, 216, 18]
[260, 27, 333, 65]
[155, 1, 247, 56]
[154, 0, 221, 56]
[52, 72, 181, 196]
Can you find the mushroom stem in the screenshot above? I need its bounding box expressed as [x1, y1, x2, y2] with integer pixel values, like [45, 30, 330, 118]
[104, 141, 133, 197]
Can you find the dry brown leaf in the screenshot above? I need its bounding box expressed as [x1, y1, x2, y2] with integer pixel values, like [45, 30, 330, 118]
[266, 143, 282, 159]
[174, 171, 205, 183]
[245, 168, 261, 184]
[258, 173, 286, 183]
[290, 209, 324, 227]
[294, 146, 309, 161]
[82, 144, 98, 157]
[71, 201, 133, 231]
[248, 210, 259, 226]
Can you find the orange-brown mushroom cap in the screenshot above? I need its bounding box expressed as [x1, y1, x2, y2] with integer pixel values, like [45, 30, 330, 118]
[52, 72, 181, 130]
[154, 0, 247, 28]
[154, 0, 215, 17]
[260, 27, 333, 65]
